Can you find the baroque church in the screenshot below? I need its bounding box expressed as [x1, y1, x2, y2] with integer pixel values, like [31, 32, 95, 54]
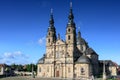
[37, 3, 99, 78]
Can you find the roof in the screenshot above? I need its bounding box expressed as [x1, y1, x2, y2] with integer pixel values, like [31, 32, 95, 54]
[109, 61, 118, 67]
[99, 60, 118, 67]
[109, 62, 115, 66]
[76, 54, 90, 64]
[77, 37, 87, 45]
[37, 57, 44, 64]
[0, 64, 6, 67]
[85, 48, 98, 56]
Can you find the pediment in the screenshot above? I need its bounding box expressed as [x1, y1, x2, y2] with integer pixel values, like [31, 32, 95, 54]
[56, 39, 65, 45]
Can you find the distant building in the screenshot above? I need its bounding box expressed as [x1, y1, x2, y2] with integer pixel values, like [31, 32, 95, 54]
[99, 60, 118, 76]
[37, 3, 99, 78]
[0, 64, 13, 76]
[0, 64, 6, 75]
[117, 66, 120, 75]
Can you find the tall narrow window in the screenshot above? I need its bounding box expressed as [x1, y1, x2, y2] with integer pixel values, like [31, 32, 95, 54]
[68, 28, 70, 32]
[68, 35, 70, 40]
[68, 67, 71, 73]
[49, 54, 51, 58]
[47, 66, 49, 72]
[56, 52, 60, 58]
[39, 67, 41, 72]
[81, 46, 83, 51]
[51, 51, 53, 56]
[48, 39, 50, 43]
[48, 32, 50, 35]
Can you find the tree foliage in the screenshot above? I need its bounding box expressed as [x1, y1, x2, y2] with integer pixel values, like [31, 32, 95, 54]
[10, 64, 37, 72]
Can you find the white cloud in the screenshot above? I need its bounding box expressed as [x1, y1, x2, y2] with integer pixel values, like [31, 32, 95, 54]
[4, 52, 14, 59]
[0, 51, 29, 65]
[38, 36, 45, 45]
[14, 51, 28, 58]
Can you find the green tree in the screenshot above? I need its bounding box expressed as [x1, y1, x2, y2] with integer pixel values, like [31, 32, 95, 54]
[26, 64, 32, 72]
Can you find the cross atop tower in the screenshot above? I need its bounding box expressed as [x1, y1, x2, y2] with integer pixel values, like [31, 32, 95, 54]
[70, 2, 72, 9]
[51, 8, 53, 15]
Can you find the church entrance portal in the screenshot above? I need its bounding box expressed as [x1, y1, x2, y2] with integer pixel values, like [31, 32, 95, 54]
[56, 71, 59, 77]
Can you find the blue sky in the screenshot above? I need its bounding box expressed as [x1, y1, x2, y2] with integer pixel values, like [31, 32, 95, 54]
[0, 0, 120, 65]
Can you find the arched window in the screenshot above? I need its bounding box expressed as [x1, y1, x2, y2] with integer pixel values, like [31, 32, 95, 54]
[68, 35, 70, 40]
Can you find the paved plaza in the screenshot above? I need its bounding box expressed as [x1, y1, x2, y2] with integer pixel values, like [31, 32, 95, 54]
[0, 77, 74, 80]
[0, 76, 103, 80]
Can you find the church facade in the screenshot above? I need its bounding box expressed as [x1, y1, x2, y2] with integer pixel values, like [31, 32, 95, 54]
[37, 5, 99, 78]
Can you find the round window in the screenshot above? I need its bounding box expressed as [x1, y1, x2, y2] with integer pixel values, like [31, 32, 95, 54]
[68, 28, 70, 32]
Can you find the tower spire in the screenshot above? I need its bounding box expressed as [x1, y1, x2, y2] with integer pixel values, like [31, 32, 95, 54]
[47, 8, 57, 44]
[49, 8, 54, 28]
[78, 26, 81, 38]
[78, 31, 81, 38]
[70, 2, 72, 9]
[58, 33, 60, 40]
[68, 2, 74, 25]
[51, 8, 53, 15]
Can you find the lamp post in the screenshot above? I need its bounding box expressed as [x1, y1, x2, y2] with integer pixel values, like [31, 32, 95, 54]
[103, 60, 106, 80]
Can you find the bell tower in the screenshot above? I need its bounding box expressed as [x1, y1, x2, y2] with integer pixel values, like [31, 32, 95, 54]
[46, 9, 57, 47]
[66, 2, 76, 46]
[66, 2, 76, 59]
